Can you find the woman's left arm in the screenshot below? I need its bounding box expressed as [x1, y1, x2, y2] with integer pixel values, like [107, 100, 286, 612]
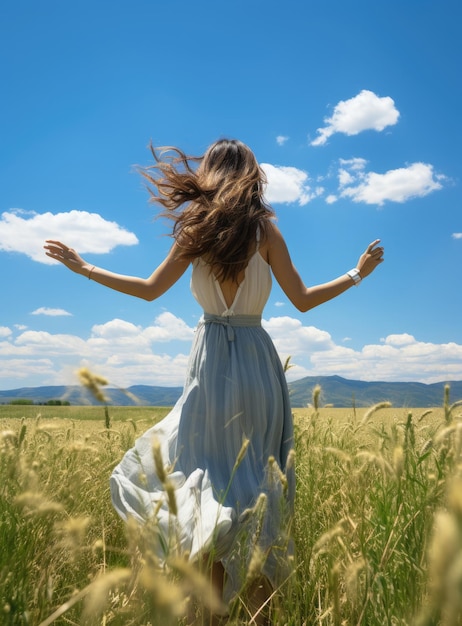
[44, 240, 190, 301]
[266, 225, 384, 312]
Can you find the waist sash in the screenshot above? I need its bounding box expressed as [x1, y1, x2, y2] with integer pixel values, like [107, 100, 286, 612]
[202, 313, 262, 341]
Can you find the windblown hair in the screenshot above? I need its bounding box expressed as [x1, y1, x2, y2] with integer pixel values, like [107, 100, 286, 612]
[139, 139, 274, 282]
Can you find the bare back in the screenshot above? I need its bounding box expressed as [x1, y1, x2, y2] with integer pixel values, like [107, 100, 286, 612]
[191, 241, 272, 316]
[217, 242, 270, 308]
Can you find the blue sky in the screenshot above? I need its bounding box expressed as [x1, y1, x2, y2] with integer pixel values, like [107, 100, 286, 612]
[1, 0, 461, 392]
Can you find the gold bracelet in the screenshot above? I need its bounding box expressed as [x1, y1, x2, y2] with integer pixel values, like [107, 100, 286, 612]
[88, 266, 95, 280]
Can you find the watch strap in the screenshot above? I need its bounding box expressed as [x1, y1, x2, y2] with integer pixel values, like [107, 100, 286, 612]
[347, 268, 362, 285]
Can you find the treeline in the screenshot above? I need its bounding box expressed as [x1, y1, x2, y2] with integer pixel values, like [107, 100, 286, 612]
[4, 399, 71, 406]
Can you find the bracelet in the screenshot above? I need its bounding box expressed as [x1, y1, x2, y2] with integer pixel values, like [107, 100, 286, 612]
[88, 266, 95, 280]
[346, 268, 362, 286]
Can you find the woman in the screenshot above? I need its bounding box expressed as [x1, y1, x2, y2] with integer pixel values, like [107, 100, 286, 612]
[44, 139, 384, 624]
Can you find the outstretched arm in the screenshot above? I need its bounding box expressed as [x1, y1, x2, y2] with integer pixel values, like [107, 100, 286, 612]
[267, 224, 384, 312]
[43, 240, 190, 301]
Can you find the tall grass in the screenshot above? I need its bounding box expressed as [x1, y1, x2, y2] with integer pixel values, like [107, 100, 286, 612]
[1, 386, 462, 624]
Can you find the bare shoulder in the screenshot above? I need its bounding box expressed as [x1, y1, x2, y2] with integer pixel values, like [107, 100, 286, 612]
[265, 220, 280, 239]
[258, 221, 278, 263]
[265, 222, 291, 262]
[261, 220, 282, 247]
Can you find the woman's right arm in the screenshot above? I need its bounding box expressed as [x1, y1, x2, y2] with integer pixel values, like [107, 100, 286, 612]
[266, 224, 384, 313]
[44, 240, 190, 301]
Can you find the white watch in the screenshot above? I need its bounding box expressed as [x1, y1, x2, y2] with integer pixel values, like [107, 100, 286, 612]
[347, 268, 362, 285]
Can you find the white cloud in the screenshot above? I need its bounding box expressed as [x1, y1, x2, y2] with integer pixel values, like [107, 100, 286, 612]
[91, 318, 141, 339]
[13, 331, 88, 355]
[311, 90, 400, 146]
[452, 233, 462, 239]
[0, 358, 55, 382]
[304, 334, 462, 384]
[338, 162, 444, 206]
[261, 152, 444, 208]
[143, 312, 195, 342]
[384, 333, 416, 346]
[91, 313, 194, 344]
[263, 316, 334, 356]
[0, 209, 139, 264]
[0, 313, 194, 388]
[276, 135, 289, 146]
[0, 327, 12, 339]
[338, 158, 368, 188]
[1, 316, 462, 390]
[31, 307, 72, 317]
[338, 169, 355, 186]
[340, 157, 368, 171]
[261, 163, 323, 206]
[262, 320, 462, 385]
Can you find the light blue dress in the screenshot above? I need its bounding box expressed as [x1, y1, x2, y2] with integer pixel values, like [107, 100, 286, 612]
[110, 247, 295, 600]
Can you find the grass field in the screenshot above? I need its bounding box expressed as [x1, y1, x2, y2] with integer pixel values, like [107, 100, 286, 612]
[1, 390, 462, 625]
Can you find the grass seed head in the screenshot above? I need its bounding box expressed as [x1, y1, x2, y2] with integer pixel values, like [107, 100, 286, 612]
[344, 558, 366, 603]
[355, 450, 394, 476]
[392, 445, 404, 479]
[138, 472, 148, 488]
[14, 492, 65, 517]
[325, 447, 352, 466]
[420, 509, 462, 626]
[139, 564, 186, 616]
[418, 409, 433, 422]
[360, 401, 392, 425]
[246, 545, 266, 583]
[454, 423, 462, 459]
[313, 522, 346, 556]
[285, 448, 295, 471]
[434, 425, 456, 447]
[254, 492, 268, 517]
[1, 430, 18, 447]
[77, 367, 109, 403]
[447, 476, 462, 521]
[233, 437, 250, 471]
[152, 436, 167, 483]
[267, 455, 288, 490]
[312, 384, 322, 411]
[83, 568, 132, 620]
[169, 556, 227, 615]
[420, 439, 433, 455]
[55, 516, 91, 550]
[164, 479, 178, 516]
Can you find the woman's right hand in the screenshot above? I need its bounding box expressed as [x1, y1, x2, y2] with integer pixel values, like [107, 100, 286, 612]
[44, 240, 90, 276]
[356, 240, 384, 278]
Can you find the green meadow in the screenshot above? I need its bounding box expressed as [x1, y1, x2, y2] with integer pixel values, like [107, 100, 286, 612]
[1, 389, 462, 625]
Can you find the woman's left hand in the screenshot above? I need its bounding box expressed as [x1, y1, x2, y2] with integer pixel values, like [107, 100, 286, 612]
[356, 240, 384, 278]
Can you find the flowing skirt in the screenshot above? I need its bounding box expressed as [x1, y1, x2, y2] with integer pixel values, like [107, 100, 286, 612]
[110, 314, 295, 600]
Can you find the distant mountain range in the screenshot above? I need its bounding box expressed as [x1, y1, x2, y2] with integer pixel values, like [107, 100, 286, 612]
[288, 375, 462, 407]
[1, 375, 461, 408]
[0, 384, 183, 408]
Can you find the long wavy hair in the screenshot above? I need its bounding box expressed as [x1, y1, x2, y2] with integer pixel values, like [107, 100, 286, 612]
[139, 139, 274, 282]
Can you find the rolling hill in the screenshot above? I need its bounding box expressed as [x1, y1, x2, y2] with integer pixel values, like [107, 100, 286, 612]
[1, 376, 461, 408]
